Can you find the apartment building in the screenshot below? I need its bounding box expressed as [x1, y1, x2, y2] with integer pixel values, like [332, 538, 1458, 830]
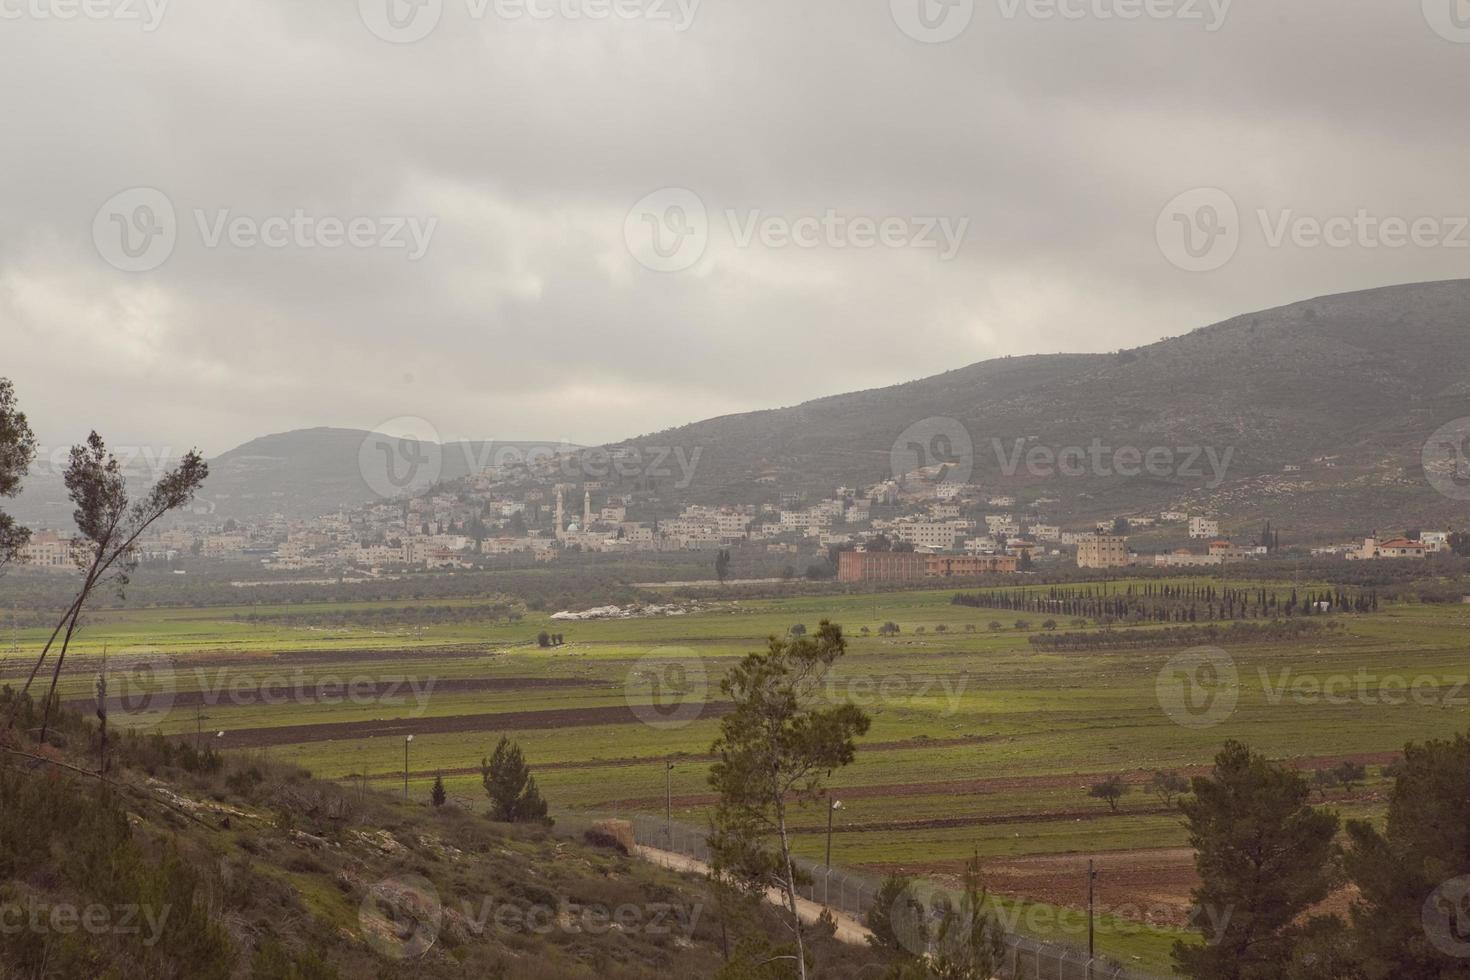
[1076, 534, 1131, 569]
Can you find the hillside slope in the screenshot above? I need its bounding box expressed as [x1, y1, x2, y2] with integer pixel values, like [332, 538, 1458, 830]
[202, 428, 577, 519]
[602, 279, 1470, 533]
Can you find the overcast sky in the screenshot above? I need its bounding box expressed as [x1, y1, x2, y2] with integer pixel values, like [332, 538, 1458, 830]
[2, 0, 1468, 457]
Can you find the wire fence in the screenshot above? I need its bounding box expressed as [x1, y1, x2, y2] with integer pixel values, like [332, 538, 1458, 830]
[554, 810, 1175, 980]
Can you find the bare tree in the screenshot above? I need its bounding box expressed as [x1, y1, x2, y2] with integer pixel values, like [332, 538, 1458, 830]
[7, 432, 207, 740]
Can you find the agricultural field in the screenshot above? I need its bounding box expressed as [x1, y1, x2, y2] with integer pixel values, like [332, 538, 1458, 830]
[5, 579, 1469, 974]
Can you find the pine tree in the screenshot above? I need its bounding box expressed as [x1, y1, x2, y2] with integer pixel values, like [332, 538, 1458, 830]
[481, 737, 550, 824]
[430, 772, 447, 808]
[1342, 732, 1470, 978]
[1175, 741, 1339, 980]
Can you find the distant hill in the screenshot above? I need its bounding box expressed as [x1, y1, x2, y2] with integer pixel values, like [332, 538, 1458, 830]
[9, 428, 579, 524]
[596, 279, 1470, 536]
[200, 428, 578, 518]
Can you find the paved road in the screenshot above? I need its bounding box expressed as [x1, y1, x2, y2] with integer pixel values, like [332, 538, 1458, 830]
[633, 844, 875, 947]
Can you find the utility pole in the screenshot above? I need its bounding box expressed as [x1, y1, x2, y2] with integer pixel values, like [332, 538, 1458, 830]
[404, 734, 414, 801]
[665, 760, 674, 848]
[1088, 859, 1099, 974]
[825, 797, 843, 867]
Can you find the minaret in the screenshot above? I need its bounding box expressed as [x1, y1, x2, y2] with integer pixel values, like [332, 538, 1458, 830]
[583, 489, 592, 527]
[555, 487, 565, 540]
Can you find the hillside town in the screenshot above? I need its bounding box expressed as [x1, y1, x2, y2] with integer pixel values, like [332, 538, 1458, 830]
[15, 461, 1459, 580]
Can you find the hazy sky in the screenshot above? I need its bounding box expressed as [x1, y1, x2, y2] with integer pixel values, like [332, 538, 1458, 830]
[2, 0, 1468, 457]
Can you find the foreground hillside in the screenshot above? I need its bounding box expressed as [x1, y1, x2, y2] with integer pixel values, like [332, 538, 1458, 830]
[603, 278, 1470, 531]
[0, 691, 890, 980]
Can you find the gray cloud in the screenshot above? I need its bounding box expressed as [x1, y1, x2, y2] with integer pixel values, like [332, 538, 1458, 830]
[1, 0, 1466, 456]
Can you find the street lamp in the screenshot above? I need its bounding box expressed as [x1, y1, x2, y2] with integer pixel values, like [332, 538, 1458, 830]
[825, 799, 843, 906]
[825, 798, 843, 867]
[404, 735, 414, 801]
[665, 760, 675, 849]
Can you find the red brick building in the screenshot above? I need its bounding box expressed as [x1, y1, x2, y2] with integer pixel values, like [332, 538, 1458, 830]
[837, 551, 1018, 583]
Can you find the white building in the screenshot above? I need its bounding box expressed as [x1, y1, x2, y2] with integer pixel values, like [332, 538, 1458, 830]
[1189, 517, 1220, 539]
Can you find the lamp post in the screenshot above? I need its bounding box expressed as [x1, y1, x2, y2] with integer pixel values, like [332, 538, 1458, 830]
[404, 734, 414, 801]
[825, 798, 843, 867]
[665, 760, 675, 849]
[825, 799, 843, 906]
[1087, 858, 1099, 975]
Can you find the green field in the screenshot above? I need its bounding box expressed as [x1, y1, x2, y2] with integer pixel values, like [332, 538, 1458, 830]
[5, 581, 1468, 974]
